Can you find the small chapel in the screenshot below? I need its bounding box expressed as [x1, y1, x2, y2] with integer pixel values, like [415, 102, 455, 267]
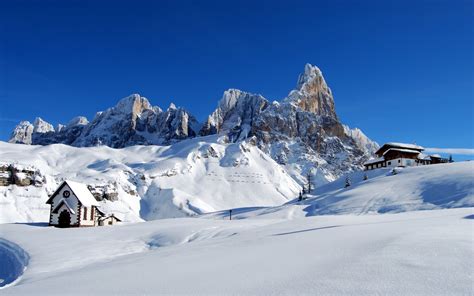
[46, 180, 121, 227]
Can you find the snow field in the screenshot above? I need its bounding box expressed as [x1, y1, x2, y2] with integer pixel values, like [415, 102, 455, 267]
[0, 208, 472, 295]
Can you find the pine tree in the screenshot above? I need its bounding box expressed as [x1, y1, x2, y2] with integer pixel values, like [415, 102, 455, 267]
[344, 175, 351, 188]
[448, 155, 454, 163]
[306, 173, 312, 194]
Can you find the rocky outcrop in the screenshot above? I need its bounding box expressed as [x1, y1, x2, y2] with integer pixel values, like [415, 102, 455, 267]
[0, 163, 45, 187]
[88, 183, 120, 201]
[288, 63, 337, 117]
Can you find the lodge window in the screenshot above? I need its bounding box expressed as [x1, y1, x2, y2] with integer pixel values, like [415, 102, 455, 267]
[83, 207, 88, 220]
[398, 160, 401, 163]
[388, 161, 391, 165]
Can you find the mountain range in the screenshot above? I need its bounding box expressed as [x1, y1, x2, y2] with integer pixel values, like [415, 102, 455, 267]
[9, 64, 378, 184]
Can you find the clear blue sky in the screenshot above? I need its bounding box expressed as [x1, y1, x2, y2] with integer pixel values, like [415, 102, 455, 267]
[1, 0, 472, 158]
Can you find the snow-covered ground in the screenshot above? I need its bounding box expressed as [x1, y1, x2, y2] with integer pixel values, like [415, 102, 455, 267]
[0, 138, 300, 223]
[202, 161, 474, 220]
[0, 208, 472, 295]
[1, 151, 472, 294]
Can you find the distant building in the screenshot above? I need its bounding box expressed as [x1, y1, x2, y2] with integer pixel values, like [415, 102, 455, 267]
[98, 214, 122, 226]
[46, 180, 121, 227]
[364, 142, 448, 170]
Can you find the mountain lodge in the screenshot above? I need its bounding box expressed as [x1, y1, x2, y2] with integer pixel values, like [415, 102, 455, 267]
[364, 142, 448, 170]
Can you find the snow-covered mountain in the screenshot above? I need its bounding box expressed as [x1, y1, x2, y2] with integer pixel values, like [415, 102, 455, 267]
[9, 94, 200, 147]
[8, 64, 378, 185]
[200, 64, 377, 184]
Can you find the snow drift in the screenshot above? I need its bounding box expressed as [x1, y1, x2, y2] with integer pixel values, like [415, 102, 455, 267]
[0, 239, 29, 289]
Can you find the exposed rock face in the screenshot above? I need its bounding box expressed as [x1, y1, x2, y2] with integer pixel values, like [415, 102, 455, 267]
[0, 163, 45, 187]
[9, 94, 200, 148]
[289, 63, 337, 117]
[88, 183, 119, 201]
[199, 89, 268, 141]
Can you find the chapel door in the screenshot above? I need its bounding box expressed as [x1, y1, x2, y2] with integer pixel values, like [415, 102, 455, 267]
[58, 210, 71, 227]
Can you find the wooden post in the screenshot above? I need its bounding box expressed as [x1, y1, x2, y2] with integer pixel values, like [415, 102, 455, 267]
[229, 209, 232, 220]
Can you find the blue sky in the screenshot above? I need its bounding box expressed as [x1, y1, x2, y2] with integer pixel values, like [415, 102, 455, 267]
[1, 0, 472, 158]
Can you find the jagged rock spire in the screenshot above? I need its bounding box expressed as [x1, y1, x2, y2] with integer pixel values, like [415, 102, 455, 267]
[287, 63, 337, 118]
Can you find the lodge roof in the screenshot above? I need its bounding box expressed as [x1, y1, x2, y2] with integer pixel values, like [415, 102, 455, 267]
[382, 148, 421, 156]
[375, 142, 424, 155]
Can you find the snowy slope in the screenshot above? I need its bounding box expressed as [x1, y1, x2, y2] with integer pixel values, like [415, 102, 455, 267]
[202, 162, 474, 220]
[305, 161, 474, 215]
[0, 137, 300, 223]
[0, 208, 472, 294]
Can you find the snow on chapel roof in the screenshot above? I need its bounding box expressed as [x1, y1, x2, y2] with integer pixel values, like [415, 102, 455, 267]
[65, 180, 99, 207]
[47, 180, 99, 207]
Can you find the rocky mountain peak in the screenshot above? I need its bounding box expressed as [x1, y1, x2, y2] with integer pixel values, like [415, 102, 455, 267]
[33, 117, 54, 133]
[287, 63, 336, 118]
[296, 63, 324, 89]
[9, 121, 34, 144]
[168, 103, 177, 110]
[114, 94, 152, 115]
[199, 88, 268, 139]
[67, 116, 89, 128]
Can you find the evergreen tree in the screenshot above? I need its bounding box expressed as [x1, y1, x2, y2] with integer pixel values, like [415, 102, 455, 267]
[344, 175, 351, 188]
[306, 173, 312, 194]
[448, 155, 454, 163]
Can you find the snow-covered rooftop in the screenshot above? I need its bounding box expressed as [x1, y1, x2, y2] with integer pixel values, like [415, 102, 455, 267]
[382, 148, 421, 156]
[64, 180, 99, 207]
[383, 142, 424, 150]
